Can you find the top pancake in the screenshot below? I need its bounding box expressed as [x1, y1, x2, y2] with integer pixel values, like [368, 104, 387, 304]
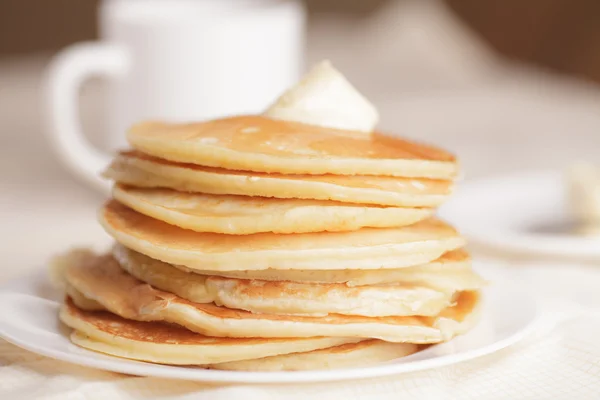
[126, 115, 458, 178]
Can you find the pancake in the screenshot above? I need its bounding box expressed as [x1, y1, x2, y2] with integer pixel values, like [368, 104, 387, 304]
[204, 276, 454, 317]
[61, 298, 359, 365]
[208, 251, 484, 289]
[65, 282, 104, 311]
[103, 151, 453, 207]
[126, 115, 458, 178]
[64, 252, 481, 342]
[49, 248, 95, 290]
[99, 200, 466, 271]
[112, 245, 456, 317]
[70, 318, 418, 370]
[114, 245, 484, 289]
[210, 340, 420, 371]
[112, 184, 433, 234]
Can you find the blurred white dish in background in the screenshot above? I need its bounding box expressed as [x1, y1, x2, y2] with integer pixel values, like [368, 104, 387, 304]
[264, 60, 379, 132]
[439, 171, 600, 258]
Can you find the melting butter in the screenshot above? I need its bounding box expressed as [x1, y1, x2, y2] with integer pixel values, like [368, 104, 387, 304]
[568, 162, 600, 233]
[264, 60, 379, 132]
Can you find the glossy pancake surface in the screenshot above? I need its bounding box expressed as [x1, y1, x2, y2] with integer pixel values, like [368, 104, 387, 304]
[112, 245, 457, 317]
[112, 184, 432, 234]
[61, 298, 358, 365]
[99, 200, 466, 271]
[126, 115, 458, 178]
[103, 151, 453, 207]
[64, 251, 481, 342]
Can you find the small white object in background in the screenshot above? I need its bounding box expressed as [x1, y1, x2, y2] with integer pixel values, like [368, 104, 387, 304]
[264, 60, 379, 132]
[567, 162, 600, 235]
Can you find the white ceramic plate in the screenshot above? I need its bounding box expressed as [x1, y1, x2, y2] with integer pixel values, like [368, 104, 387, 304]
[0, 271, 537, 384]
[439, 171, 600, 258]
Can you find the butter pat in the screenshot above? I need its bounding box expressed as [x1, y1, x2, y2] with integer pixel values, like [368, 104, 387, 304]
[567, 162, 600, 231]
[264, 60, 379, 132]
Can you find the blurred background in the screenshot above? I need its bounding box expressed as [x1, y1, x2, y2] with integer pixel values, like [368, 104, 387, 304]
[3, 0, 600, 82]
[2, 0, 600, 274]
[0, 0, 600, 82]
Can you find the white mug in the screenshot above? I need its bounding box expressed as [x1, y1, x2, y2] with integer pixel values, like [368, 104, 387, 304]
[45, 0, 305, 192]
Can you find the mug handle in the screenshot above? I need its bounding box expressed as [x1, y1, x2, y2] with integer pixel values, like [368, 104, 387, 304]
[44, 42, 129, 193]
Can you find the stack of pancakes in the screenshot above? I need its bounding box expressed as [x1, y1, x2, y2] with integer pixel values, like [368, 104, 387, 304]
[56, 116, 483, 370]
[56, 115, 484, 371]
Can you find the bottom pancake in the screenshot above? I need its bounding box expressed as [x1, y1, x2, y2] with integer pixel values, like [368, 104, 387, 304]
[210, 340, 420, 371]
[72, 326, 420, 371]
[60, 298, 359, 365]
[62, 298, 419, 370]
